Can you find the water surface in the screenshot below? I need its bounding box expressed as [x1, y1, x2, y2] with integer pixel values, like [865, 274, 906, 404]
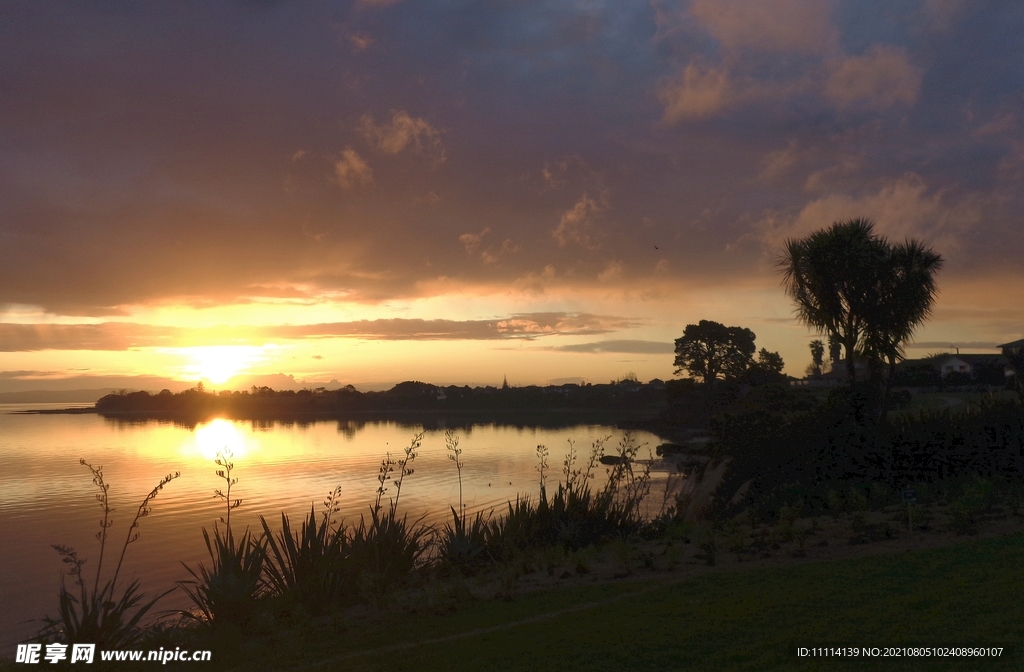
[0, 405, 668, 648]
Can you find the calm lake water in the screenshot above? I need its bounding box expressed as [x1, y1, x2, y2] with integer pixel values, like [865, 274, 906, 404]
[0, 404, 669, 649]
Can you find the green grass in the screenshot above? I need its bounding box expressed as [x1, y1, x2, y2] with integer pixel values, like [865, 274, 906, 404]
[143, 532, 1024, 672]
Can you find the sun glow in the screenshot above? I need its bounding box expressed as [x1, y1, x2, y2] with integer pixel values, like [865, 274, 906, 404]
[170, 345, 277, 385]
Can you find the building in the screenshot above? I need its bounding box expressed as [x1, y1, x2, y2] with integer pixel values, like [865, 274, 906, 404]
[897, 353, 1014, 386]
[999, 339, 1024, 359]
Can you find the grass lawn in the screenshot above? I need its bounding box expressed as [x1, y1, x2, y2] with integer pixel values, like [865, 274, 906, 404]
[180, 532, 1024, 672]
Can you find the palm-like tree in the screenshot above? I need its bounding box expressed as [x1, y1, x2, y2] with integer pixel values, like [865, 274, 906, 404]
[809, 339, 825, 377]
[780, 219, 888, 383]
[861, 239, 944, 380]
[780, 219, 942, 390]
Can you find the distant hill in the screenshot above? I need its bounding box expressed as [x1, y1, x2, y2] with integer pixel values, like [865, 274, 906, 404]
[0, 388, 126, 404]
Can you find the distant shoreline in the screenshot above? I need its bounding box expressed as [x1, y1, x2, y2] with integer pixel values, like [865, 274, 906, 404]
[14, 406, 98, 414]
[15, 403, 685, 436]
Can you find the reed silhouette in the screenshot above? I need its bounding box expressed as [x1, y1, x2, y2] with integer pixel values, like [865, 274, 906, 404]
[39, 460, 179, 647]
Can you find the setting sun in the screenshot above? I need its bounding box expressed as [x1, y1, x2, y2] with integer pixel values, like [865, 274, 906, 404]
[171, 345, 276, 385]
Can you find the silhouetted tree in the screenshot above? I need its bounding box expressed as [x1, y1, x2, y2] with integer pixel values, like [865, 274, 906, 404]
[828, 333, 842, 368]
[755, 348, 784, 374]
[861, 239, 943, 387]
[780, 219, 941, 389]
[809, 339, 825, 378]
[746, 348, 787, 385]
[673, 320, 756, 386]
[780, 219, 886, 383]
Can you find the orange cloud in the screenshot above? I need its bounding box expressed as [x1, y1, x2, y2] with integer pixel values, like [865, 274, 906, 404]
[552, 194, 602, 247]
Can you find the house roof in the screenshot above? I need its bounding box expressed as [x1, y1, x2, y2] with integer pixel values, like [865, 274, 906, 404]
[998, 338, 1024, 349]
[940, 354, 1008, 364]
[899, 354, 1010, 369]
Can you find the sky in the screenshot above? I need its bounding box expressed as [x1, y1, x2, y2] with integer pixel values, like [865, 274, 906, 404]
[0, 0, 1022, 392]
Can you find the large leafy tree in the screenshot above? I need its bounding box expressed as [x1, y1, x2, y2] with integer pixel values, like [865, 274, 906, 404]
[779, 219, 942, 386]
[673, 320, 756, 385]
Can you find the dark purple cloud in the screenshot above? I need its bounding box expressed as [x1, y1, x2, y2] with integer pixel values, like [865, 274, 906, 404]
[0, 0, 1020, 314]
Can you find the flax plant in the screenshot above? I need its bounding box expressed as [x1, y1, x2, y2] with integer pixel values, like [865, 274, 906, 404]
[438, 431, 490, 574]
[349, 433, 429, 595]
[446, 429, 464, 518]
[259, 496, 350, 612]
[180, 448, 265, 626]
[484, 433, 653, 559]
[40, 460, 179, 647]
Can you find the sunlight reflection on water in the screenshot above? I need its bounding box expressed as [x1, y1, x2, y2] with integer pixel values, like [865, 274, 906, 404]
[0, 405, 671, 648]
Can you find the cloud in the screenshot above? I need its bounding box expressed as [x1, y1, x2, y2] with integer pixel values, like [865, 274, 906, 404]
[0, 322, 176, 351]
[540, 156, 588, 190]
[597, 260, 623, 282]
[459, 228, 490, 253]
[973, 113, 1016, 138]
[552, 194, 602, 247]
[759, 142, 802, 182]
[803, 155, 863, 192]
[658, 63, 731, 122]
[545, 340, 674, 354]
[271, 313, 638, 340]
[0, 313, 641, 350]
[499, 238, 521, 255]
[349, 33, 373, 51]
[689, 0, 835, 55]
[360, 111, 444, 162]
[920, 0, 971, 32]
[825, 45, 922, 111]
[333, 148, 374, 189]
[755, 173, 983, 252]
[458, 229, 519, 264]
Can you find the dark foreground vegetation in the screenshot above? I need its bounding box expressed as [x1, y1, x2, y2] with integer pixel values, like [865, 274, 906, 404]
[657, 381, 1024, 518]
